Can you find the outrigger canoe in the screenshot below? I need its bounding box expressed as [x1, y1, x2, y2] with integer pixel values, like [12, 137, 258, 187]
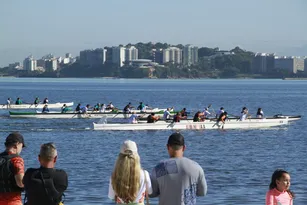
[1, 102, 74, 109]
[8, 110, 177, 119]
[93, 115, 300, 130]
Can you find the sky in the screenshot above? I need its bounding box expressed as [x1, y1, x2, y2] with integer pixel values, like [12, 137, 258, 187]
[0, 0, 306, 66]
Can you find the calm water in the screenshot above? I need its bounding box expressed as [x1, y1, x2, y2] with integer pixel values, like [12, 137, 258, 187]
[0, 78, 306, 205]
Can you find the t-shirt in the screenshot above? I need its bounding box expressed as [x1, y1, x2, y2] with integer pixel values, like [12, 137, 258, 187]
[23, 167, 68, 205]
[150, 157, 207, 205]
[108, 170, 152, 204]
[266, 188, 293, 205]
[163, 111, 171, 119]
[128, 114, 138, 123]
[0, 153, 24, 205]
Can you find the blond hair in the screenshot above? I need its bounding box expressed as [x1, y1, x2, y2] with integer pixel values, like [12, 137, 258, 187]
[111, 152, 141, 203]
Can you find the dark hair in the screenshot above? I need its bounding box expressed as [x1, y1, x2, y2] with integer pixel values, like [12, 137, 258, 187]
[269, 169, 295, 198]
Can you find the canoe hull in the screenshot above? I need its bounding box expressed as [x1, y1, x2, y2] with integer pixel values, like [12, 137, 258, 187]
[1, 102, 74, 109]
[9, 111, 162, 119]
[93, 118, 290, 130]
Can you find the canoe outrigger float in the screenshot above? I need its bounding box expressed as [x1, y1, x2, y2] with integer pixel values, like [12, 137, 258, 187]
[92, 115, 301, 130]
[1, 102, 74, 109]
[8, 110, 177, 119]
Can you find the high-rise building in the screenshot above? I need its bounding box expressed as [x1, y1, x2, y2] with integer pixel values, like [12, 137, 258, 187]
[252, 53, 275, 73]
[163, 47, 182, 64]
[274, 57, 304, 74]
[23, 56, 37, 71]
[183, 45, 198, 66]
[112, 46, 126, 67]
[79, 48, 106, 66]
[151, 49, 163, 64]
[125, 46, 138, 61]
[45, 58, 58, 71]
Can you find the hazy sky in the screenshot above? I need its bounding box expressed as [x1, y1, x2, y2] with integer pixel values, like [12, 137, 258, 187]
[0, 0, 306, 66]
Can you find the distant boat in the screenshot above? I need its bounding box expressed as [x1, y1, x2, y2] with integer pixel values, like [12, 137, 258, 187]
[1, 102, 74, 109]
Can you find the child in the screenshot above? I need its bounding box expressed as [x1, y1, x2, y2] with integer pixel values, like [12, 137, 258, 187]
[266, 169, 295, 205]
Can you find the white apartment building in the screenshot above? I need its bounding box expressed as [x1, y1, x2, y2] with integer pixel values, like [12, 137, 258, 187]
[23, 56, 37, 71]
[125, 46, 138, 61]
[112, 46, 126, 67]
[183, 45, 198, 66]
[163, 47, 182, 64]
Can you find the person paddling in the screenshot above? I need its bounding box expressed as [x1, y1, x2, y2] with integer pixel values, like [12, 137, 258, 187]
[33, 97, 40, 106]
[128, 112, 139, 124]
[43, 98, 48, 104]
[173, 112, 182, 123]
[180, 108, 188, 119]
[240, 107, 248, 121]
[42, 104, 49, 113]
[216, 107, 224, 118]
[123, 102, 133, 114]
[75, 103, 81, 113]
[15, 97, 22, 105]
[163, 108, 172, 120]
[256, 108, 264, 118]
[193, 111, 204, 122]
[147, 113, 159, 123]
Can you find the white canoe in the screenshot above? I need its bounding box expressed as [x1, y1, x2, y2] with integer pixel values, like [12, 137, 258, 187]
[93, 117, 295, 130]
[8, 111, 168, 119]
[1, 102, 74, 109]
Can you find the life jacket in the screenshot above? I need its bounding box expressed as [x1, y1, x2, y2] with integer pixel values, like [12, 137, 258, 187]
[25, 168, 64, 205]
[0, 152, 23, 193]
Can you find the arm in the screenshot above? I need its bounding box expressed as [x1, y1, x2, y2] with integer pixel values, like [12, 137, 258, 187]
[196, 168, 207, 196]
[265, 191, 274, 205]
[144, 170, 153, 195]
[149, 168, 160, 198]
[12, 157, 25, 188]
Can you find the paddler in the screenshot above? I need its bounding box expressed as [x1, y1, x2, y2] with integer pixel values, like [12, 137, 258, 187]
[42, 104, 49, 113]
[137, 102, 145, 111]
[163, 108, 172, 120]
[216, 107, 224, 118]
[193, 111, 204, 122]
[81, 104, 90, 114]
[202, 107, 211, 119]
[173, 112, 182, 122]
[75, 103, 81, 113]
[5, 98, 11, 108]
[61, 104, 70, 113]
[15, 97, 22, 105]
[128, 111, 139, 124]
[180, 108, 188, 119]
[256, 108, 264, 118]
[217, 111, 228, 123]
[43, 98, 49, 104]
[100, 103, 106, 112]
[147, 113, 159, 123]
[123, 102, 134, 114]
[106, 102, 115, 110]
[93, 103, 101, 111]
[33, 97, 40, 105]
[240, 107, 248, 121]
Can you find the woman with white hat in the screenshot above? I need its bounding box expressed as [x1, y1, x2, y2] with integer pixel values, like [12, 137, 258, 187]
[108, 140, 152, 204]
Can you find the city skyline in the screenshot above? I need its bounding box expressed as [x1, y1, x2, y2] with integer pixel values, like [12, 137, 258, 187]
[0, 0, 306, 67]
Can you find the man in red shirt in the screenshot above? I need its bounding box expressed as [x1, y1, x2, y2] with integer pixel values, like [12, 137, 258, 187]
[0, 132, 26, 205]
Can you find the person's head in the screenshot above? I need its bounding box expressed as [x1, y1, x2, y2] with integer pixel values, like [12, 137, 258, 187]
[86, 104, 90, 108]
[220, 107, 224, 110]
[38, 142, 58, 168]
[258, 108, 262, 112]
[183, 108, 186, 111]
[167, 108, 170, 111]
[111, 140, 141, 203]
[77, 103, 81, 106]
[139, 102, 143, 104]
[224, 112, 228, 115]
[63, 104, 66, 106]
[5, 132, 25, 154]
[17, 97, 20, 100]
[151, 113, 155, 116]
[269, 169, 294, 197]
[167, 132, 185, 158]
[128, 102, 131, 105]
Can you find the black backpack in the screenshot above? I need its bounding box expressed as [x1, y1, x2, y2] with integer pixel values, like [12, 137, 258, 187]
[0, 153, 23, 193]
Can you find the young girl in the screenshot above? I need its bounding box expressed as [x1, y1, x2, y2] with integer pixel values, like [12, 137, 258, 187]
[266, 169, 295, 205]
[108, 140, 152, 204]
